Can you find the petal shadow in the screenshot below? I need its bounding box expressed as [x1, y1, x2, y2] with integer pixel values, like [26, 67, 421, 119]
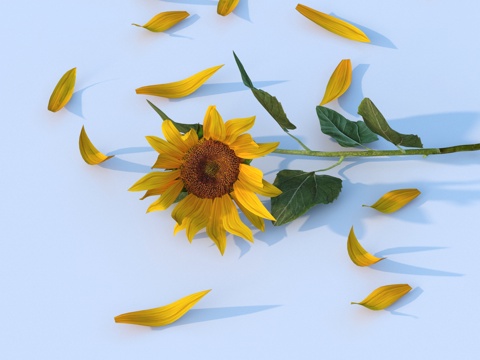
[337, 64, 369, 116]
[170, 80, 287, 101]
[154, 305, 281, 330]
[387, 286, 423, 318]
[370, 259, 463, 277]
[331, 13, 397, 49]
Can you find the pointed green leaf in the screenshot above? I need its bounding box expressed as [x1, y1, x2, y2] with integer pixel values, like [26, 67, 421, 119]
[233, 52, 296, 131]
[316, 106, 378, 147]
[147, 100, 203, 137]
[358, 98, 423, 148]
[271, 170, 342, 226]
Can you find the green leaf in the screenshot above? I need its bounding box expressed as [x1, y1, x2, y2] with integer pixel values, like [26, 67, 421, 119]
[271, 170, 342, 226]
[147, 100, 203, 137]
[316, 106, 378, 147]
[233, 52, 296, 131]
[358, 98, 423, 148]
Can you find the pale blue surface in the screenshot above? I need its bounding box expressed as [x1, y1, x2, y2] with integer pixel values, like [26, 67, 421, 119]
[1, 1, 480, 359]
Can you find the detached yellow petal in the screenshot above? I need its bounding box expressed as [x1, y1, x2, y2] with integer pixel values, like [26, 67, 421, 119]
[132, 11, 189, 32]
[79, 126, 114, 165]
[135, 65, 223, 98]
[217, 0, 240, 16]
[320, 59, 352, 105]
[351, 284, 412, 310]
[347, 227, 384, 266]
[296, 4, 370, 43]
[365, 189, 421, 213]
[115, 289, 210, 327]
[48, 67, 76, 112]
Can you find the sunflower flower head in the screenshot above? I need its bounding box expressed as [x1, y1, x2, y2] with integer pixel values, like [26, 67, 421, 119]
[130, 106, 282, 254]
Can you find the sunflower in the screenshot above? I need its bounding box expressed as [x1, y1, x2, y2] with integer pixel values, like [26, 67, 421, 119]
[130, 106, 282, 254]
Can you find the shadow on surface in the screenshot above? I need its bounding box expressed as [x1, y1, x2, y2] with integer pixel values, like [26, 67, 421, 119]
[170, 80, 287, 101]
[154, 305, 281, 330]
[371, 259, 463, 277]
[338, 64, 369, 116]
[387, 287, 423, 318]
[233, 0, 250, 22]
[161, 0, 216, 4]
[164, 14, 200, 39]
[331, 13, 397, 49]
[65, 81, 109, 118]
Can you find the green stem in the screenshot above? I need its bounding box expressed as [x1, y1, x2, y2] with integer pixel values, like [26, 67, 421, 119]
[272, 143, 480, 158]
[286, 132, 311, 152]
[314, 156, 345, 172]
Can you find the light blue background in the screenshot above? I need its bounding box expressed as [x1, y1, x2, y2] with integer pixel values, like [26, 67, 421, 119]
[1, 0, 480, 358]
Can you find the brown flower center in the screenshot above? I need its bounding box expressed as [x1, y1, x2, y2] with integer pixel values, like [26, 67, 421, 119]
[180, 139, 241, 199]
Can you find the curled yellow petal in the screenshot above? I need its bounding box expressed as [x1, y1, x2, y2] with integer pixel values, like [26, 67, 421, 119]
[320, 59, 352, 105]
[351, 284, 412, 310]
[132, 11, 189, 32]
[115, 289, 210, 327]
[347, 226, 384, 266]
[296, 4, 370, 43]
[48, 67, 76, 112]
[364, 188, 421, 213]
[217, 0, 240, 16]
[135, 65, 223, 98]
[79, 126, 114, 165]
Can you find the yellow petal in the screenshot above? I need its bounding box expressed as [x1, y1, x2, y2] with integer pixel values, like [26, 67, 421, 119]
[217, 0, 240, 16]
[162, 120, 190, 153]
[48, 67, 76, 112]
[232, 182, 276, 221]
[203, 105, 226, 141]
[78, 126, 114, 165]
[206, 197, 227, 254]
[238, 164, 264, 189]
[135, 65, 223, 98]
[231, 192, 265, 231]
[152, 153, 183, 169]
[114, 289, 210, 327]
[146, 180, 184, 212]
[132, 11, 189, 32]
[233, 142, 280, 159]
[219, 194, 253, 242]
[320, 59, 352, 105]
[351, 284, 412, 310]
[129, 171, 180, 192]
[224, 116, 256, 144]
[146, 135, 184, 159]
[296, 4, 370, 43]
[364, 189, 421, 214]
[347, 226, 384, 266]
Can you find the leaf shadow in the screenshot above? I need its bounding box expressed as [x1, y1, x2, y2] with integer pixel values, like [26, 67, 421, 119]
[152, 305, 281, 330]
[330, 13, 397, 49]
[337, 64, 369, 117]
[169, 80, 287, 101]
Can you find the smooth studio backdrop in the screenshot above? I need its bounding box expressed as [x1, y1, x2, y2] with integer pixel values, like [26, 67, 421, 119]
[1, 1, 480, 359]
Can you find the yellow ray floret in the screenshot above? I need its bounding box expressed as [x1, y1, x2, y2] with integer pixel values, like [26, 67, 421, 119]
[296, 4, 370, 43]
[48, 67, 76, 112]
[351, 284, 412, 310]
[132, 11, 190, 32]
[135, 65, 223, 98]
[320, 59, 352, 105]
[347, 227, 384, 266]
[217, 0, 240, 16]
[131, 106, 281, 254]
[364, 188, 421, 214]
[79, 126, 114, 165]
[114, 289, 210, 327]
